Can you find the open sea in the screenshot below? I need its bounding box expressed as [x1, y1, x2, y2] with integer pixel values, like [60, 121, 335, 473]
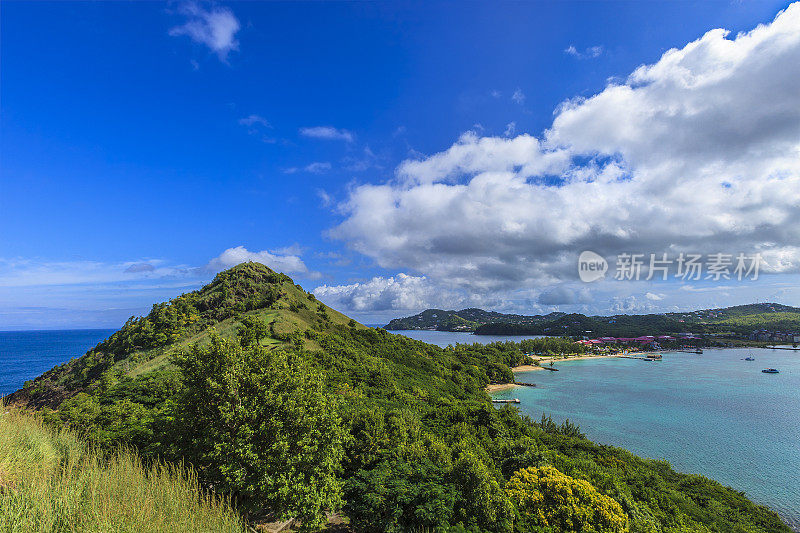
[0, 329, 115, 397]
[2, 329, 798, 529]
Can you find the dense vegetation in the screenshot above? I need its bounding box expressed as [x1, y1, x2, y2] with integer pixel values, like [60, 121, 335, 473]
[384, 308, 565, 331]
[0, 409, 244, 533]
[474, 305, 800, 337]
[7, 263, 791, 532]
[387, 304, 800, 337]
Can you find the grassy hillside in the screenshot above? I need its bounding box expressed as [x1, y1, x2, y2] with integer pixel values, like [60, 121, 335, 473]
[7, 263, 792, 532]
[0, 409, 244, 533]
[11, 262, 361, 410]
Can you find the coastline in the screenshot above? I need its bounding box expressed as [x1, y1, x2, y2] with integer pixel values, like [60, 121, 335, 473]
[486, 352, 650, 393]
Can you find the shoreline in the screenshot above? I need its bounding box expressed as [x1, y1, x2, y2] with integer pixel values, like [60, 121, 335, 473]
[486, 352, 650, 393]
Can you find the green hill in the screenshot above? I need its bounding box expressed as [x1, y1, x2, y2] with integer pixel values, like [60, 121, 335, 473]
[469, 303, 800, 337]
[7, 263, 791, 532]
[385, 308, 566, 331]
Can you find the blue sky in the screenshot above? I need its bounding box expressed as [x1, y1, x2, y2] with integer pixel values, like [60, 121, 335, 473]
[2, 1, 799, 329]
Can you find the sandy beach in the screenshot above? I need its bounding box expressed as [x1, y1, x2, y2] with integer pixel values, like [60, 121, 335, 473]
[485, 382, 522, 392]
[486, 352, 651, 392]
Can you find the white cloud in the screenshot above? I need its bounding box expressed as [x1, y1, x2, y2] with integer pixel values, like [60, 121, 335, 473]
[511, 88, 526, 105]
[299, 126, 354, 142]
[169, 2, 240, 61]
[284, 162, 332, 174]
[314, 274, 430, 311]
[206, 246, 308, 274]
[645, 292, 665, 301]
[238, 114, 270, 128]
[332, 3, 800, 303]
[504, 122, 516, 137]
[565, 45, 604, 59]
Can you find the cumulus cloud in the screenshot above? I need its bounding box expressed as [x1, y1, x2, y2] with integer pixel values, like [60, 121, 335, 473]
[537, 286, 593, 305]
[299, 126, 354, 142]
[332, 4, 800, 299]
[206, 246, 309, 274]
[169, 2, 240, 61]
[314, 274, 430, 311]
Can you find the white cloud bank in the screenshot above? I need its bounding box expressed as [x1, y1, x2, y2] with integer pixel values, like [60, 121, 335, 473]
[328, 3, 800, 313]
[169, 2, 240, 61]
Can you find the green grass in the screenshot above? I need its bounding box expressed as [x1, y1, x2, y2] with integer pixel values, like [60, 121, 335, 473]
[0, 409, 245, 533]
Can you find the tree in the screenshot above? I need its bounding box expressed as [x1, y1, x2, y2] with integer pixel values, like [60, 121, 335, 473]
[236, 315, 269, 347]
[506, 465, 629, 533]
[173, 335, 347, 530]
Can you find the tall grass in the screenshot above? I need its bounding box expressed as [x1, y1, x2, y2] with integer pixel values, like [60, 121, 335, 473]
[0, 408, 245, 533]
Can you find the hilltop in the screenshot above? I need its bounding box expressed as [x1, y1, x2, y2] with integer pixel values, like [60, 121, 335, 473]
[10, 262, 360, 409]
[6, 263, 791, 532]
[386, 303, 800, 337]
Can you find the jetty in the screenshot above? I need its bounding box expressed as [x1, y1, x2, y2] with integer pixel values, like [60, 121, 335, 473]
[492, 398, 520, 404]
[542, 366, 559, 371]
[766, 345, 800, 351]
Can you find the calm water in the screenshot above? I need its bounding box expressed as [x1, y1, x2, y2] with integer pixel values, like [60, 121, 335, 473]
[389, 329, 545, 347]
[490, 347, 800, 530]
[0, 329, 114, 396]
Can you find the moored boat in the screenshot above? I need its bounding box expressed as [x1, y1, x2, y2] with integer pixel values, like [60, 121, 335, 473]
[761, 368, 779, 373]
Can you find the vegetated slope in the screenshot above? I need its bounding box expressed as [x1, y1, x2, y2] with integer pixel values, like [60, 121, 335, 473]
[7, 263, 792, 532]
[0, 409, 244, 533]
[384, 308, 566, 331]
[9, 262, 359, 410]
[473, 303, 800, 336]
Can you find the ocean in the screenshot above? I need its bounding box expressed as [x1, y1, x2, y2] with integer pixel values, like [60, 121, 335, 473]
[0, 329, 115, 397]
[489, 346, 800, 530]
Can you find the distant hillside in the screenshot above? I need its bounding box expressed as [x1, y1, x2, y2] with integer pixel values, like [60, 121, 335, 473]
[473, 303, 800, 336]
[384, 308, 566, 331]
[6, 264, 791, 532]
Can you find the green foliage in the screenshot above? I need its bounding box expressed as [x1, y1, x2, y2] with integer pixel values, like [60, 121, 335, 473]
[506, 465, 629, 532]
[0, 409, 244, 533]
[236, 315, 269, 347]
[173, 333, 347, 530]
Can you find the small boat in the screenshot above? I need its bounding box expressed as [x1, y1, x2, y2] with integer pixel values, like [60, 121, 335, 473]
[695, 348, 703, 354]
[744, 356, 755, 361]
[762, 368, 780, 374]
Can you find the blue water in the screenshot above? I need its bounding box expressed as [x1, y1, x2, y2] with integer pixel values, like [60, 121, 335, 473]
[389, 329, 545, 347]
[490, 348, 800, 530]
[0, 329, 115, 396]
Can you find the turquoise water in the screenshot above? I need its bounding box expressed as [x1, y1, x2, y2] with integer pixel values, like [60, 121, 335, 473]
[389, 329, 545, 346]
[0, 329, 114, 396]
[491, 348, 800, 530]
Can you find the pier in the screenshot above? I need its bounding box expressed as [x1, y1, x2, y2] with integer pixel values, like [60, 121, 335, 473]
[492, 398, 520, 404]
[766, 345, 800, 351]
[542, 366, 559, 371]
